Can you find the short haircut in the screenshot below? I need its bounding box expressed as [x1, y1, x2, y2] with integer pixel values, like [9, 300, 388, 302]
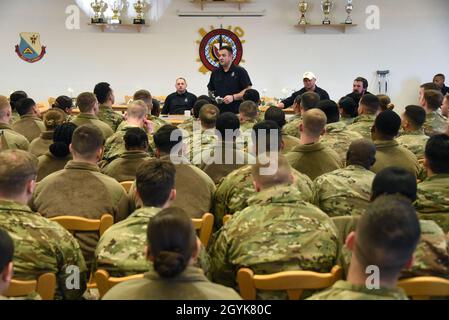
[50, 123, 77, 158]
[153, 125, 183, 154]
[252, 120, 282, 154]
[126, 100, 148, 119]
[371, 167, 417, 202]
[199, 104, 220, 127]
[124, 127, 148, 150]
[302, 109, 327, 136]
[377, 94, 394, 112]
[346, 139, 376, 169]
[0, 96, 10, 118]
[317, 100, 339, 123]
[354, 77, 368, 89]
[43, 108, 65, 130]
[243, 89, 260, 104]
[423, 90, 444, 110]
[339, 96, 358, 117]
[133, 90, 152, 106]
[176, 77, 186, 83]
[0, 150, 38, 197]
[360, 94, 380, 114]
[136, 159, 175, 207]
[215, 112, 240, 138]
[16, 98, 36, 116]
[425, 134, 449, 174]
[251, 153, 292, 189]
[93, 82, 112, 104]
[434, 74, 445, 81]
[147, 207, 196, 278]
[264, 106, 286, 128]
[76, 92, 97, 113]
[356, 195, 420, 278]
[52, 95, 73, 113]
[300, 92, 320, 110]
[374, 110, 401, 137]
[404, 105, 426, 128]
[294, 94, 302, 105]
[219, 45, 233, 55]
[420, 82, 440, 91]
[0, 228, 14, 271]
[71, 124, 104, 158]
[193, 99, 210, 119]
[9, 91, 27, 111]
[239, 101, 258, 120]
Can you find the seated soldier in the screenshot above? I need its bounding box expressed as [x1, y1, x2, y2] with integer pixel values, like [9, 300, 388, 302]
[338, 96, 358, 126]
[29, 108, 65, 157]
[0, 150, 87, 299]
[103, 207, 241, 300]
[177, 99, 210, 133]
[52, 95, 75, 122]
[308, 194, 420, 300]
[264, 106, 300, 153]
[347, 94, 380, 139]
[282, 92, 320, 138]
[397, 105, 429, 160]
[31, 125, 129, 268]
[102, 127, 153, 182]
[239, 100, 259, 132]
[0, 96, 29, 151]
[286, 109, 342, 180]
[209, 153, 338, 299]
[313, 139, 376, 217]
[93, 82, 124, 131]
[370, 110, 420, 177]
[12, 97, 45, 142]
[9, 91, 27, 124]
[377, 94, 395, 112]
[420, 89, 447, 136]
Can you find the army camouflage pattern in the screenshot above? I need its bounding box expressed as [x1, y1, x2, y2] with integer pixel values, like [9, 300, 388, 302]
[0, 123, 29, 151]
[346, 114, 377, 139]
[97, 105, 124, 132]
[312, 165, 375, 217]
[415, 174, 449, 233]
[213, 165, 314, 228]
[177, 118, 195, 133]
[397, 129, 429, 160]
[339, 117, 355, 126]
[209, 184, 338, 299]
[240, 119, 258, 133]
[0, 200, 88, 300]
[10, 111, 20, 124]
[183, 128, 218, 162]
[117, 116, 169, 133]
[423, 111, 448, 136]
[321, 122, 364, 163]
[282, 114, 301, 138]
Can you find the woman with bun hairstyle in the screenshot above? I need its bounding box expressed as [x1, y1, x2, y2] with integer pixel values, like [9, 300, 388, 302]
[36, 122, 77, 181]
[103, 207, 241, 300]
[29, 108, 65, 157]
[52, 95, 75, 122]
[377, 94, 395, 112]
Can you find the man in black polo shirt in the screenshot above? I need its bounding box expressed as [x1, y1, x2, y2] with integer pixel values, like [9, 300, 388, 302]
[207, 46, 252, 114]
[277, 72, 330, 109]
[345, 76, 372, 104]
[433, 73, 449, 96]
[162, 77, 197, 115]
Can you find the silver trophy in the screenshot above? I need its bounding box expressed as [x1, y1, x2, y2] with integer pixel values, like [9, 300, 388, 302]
[321, 0, 333, 25]
[110, 1, 124, 24]
[345, 0, 353, 24]
[298, 1, 309, 25]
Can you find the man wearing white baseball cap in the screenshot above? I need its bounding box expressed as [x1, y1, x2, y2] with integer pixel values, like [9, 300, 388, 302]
[278, 72, 330, 109]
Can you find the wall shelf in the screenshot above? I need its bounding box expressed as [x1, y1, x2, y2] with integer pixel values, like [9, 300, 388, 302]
[191, 0, 251, 11]
[295, 23, 358, 34]
[89, 23, 149, 33]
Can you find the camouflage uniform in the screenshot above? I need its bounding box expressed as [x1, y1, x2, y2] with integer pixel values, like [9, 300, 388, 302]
[10, 110, 20, 124]
[0, 200, 88, 300]
[102, 150, 153, 182]
[209, 184, 338, 299]
[97, 105, 124, 132]
[312, 165, 375, 217]
[213, 165, 314, 228]
[307, 280, 408, 300]
[11, 115, 45, 142]
[281, 134, 300, 153]
[177, 118, 195, 133]
[415, 174, 449, 233]
[340, 117, 355, 126]
[29, 131, 53, 157]
[240, 119, 258, 133]
[183, 128, 218, 162]
[0, 123, 29, 151]
[346, 114, 377, 139]
[70, 113, 114, 140]
[117, 116, 168, 133]
[282, 115, 301, 138]
[321, 122, 364, 164]
[397, 129, 429, 160]
[423, 111, 448, 136]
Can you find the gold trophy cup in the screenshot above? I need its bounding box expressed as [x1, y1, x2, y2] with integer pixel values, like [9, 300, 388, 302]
[321, 0, 333, 25]
[298, 1, 309, 25]
[91, 0, 108, 24]
[111, 1, 123, 24]
[133, 0, 147, 25]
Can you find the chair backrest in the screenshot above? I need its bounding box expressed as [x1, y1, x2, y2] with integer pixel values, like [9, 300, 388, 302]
[222, 214, 232, 225]
[398, 276, 449, 300]
[191, 213, 214, 248]
[5, 273, 56, 300]
[237, 265, 343, 300]
[120, 181, 134, 193]
[95, 269, 144, 298]
[50, 213, 114, 237]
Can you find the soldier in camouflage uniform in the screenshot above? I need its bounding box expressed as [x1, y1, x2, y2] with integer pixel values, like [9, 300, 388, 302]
[312, 139, 376, 217]
[338, 96, 358, 126]
[263, 106, 301, 154]
[209, 154, 338, 299]
[397, 105, 429, 160]
[346, 94, 380, 139]
[415, 134, 449, 233]
[0, 150, 87, 300]
[93, 82, 124, 131]
[213, 120, 313, 228]
[177, 99, 210, 133]
[282, 92, 320, 139]
[420, 89, 447, 136]
[11, 98, 45, 142]
[51, 95, 76, 123]
[0, 95, 29, 151]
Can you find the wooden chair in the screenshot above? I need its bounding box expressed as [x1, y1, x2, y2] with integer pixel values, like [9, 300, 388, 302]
[95, 269, 144, 298]
[398, 276, 449, 300]
[223, 214, 232, 225]
[237, 265, 343, 300]
[5, 273, 56, 300]
[50, 213, 114, 237]
[120, 181, 134, 193]
[191, 213, 214, 248]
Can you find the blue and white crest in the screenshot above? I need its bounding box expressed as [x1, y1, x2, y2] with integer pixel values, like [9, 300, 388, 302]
[15, 32, 46, 63]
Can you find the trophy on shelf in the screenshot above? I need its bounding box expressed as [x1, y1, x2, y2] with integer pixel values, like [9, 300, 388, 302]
[133, 0, 147, 25]
[321, 0, 333, 25]
[345, 0, 353, 24]
[110, 1, 124, 24]
[91, 0, 108, 24]
[298, 1, 309, 25]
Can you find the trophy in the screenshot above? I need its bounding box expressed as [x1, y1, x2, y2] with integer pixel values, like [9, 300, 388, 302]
[110, 1, 123, 24]
[321, 0, 333, 25]
[345, 0, 353, 24]
[133, 0, 147, 25]
[91, 0, 108, 24]
[298, 1, 309, 25]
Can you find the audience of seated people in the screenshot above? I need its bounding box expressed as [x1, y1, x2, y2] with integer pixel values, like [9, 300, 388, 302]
[29, 108, 65, 157]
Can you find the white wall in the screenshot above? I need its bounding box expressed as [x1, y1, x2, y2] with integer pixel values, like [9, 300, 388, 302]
[0, 0, 448, 112]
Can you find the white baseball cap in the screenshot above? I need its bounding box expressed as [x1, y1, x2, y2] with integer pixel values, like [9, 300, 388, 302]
[303, 72, 316, 80]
